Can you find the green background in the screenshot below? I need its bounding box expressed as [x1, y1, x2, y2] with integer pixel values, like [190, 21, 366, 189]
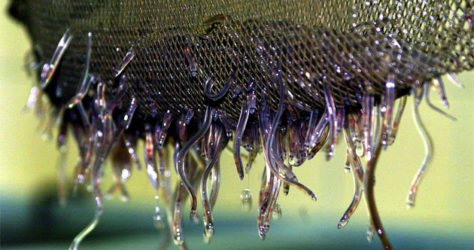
[1, 1, 472, 249]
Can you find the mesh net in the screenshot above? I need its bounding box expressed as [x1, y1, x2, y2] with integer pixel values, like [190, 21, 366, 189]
[9, 0, 473, 249]
[13, 0, 473, 122]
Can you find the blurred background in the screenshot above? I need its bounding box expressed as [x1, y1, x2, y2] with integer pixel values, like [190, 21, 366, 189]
[1, 1, 473, 249]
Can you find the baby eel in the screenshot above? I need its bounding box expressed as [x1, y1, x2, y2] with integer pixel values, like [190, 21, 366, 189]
[176, 106, 214, 222]
[338, 126, 364, 229]
[364, 115, 392, 249]
[233, 95, 251, 180]
[406, 84, 434, 208]
[200, 124, 224, 242]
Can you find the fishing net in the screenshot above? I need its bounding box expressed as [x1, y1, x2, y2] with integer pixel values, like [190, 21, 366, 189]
[9, 0, 472, 249]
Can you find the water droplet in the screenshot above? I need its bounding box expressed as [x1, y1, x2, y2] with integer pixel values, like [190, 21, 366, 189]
[240, 188, 252, 211]
[355, 140, 364, 157]
[153, 194, 165, 229]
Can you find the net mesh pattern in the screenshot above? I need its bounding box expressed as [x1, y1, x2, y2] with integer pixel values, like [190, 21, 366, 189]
[13, 0, 473, 124]
[8, 1, 473, 248]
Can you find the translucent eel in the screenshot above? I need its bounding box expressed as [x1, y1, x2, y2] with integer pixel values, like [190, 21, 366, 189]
[233, 95, 250, 180]
[154, 110, 173, 175]
[178, 110, 194, 142]
[248, 90, 257, 114]
[446, 73, 464, 88]
[155, 110, 173, 150]
[203, 78, 232, 102]
[282, 168, 291, 196]
[93, 100, 134, 202]
[267, 178, 282, 220]
[264, 76, 317, 201]
[156, 146, 172, 230]
[106, 75, 128, 112]
[369, 107, 384, 241]
[388, 96, 407, 146]
[257, 105, 273, 238]
[145, 124, 159, 189]
[201, 124, 224, 242]
[40, 29, 73, 89]
[242, 131, 253, 164]
[114, 46, 135, 77]
[334, 108, 345, 144]
[245, 125, 260, 173]
[117, 97, 137, 134]
[176, 106, 214, 222]
[338, 126, 364, 229]
[71, 125, 88, 192]
[363, 118, 392, 249]
[76, 114, 95, 186]
[352, 113, 365, 157]
[158, 147, 173, 243]
[431, 77, 450, 108]
[76, 102, 91, 128]
[124, 135, 142, 170]
[176, 79, 230, 221]
[381, 74, 395, 147]
[406, 84, 434, 208]
[362, 93, 375, 159]
[170, 138, 186, 247]
[266, 132, 285, 214]
[209, 162, 220, 208]
[159, 146, 173, 203]
[68, 209, 102, 250]
[66, 32, 93, 109]
[306, 115, 330, 160]
[288, 120, 306, 166]
[70, 82, 112, 250]
[156, 149, 166, 180]
[372, 106, 381, 150]
[217, 109, 235, 137]
[265, 161, 283, 232]
[261, 173, 282, 238]
[172, 153, 203, 249]
[277, 128, 288, 162]
[424, 83, 457, 121]
[172, 182, 188, 248]
[303, 110, 319, 152]
[322, 81, 337, 159]
[347, 113, 358, 144]
[202, 123, 222, 209]
[91, 81, 115, 210]
[257, 175, 271, 240]
[105, 96, 137, 152]
[256, 157, 275, 240]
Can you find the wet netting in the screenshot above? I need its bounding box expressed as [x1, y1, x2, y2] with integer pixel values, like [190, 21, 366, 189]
[8, 0, 472, 249]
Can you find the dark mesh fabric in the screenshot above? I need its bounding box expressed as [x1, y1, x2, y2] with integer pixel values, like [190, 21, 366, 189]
[12, 0, 473, 123]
